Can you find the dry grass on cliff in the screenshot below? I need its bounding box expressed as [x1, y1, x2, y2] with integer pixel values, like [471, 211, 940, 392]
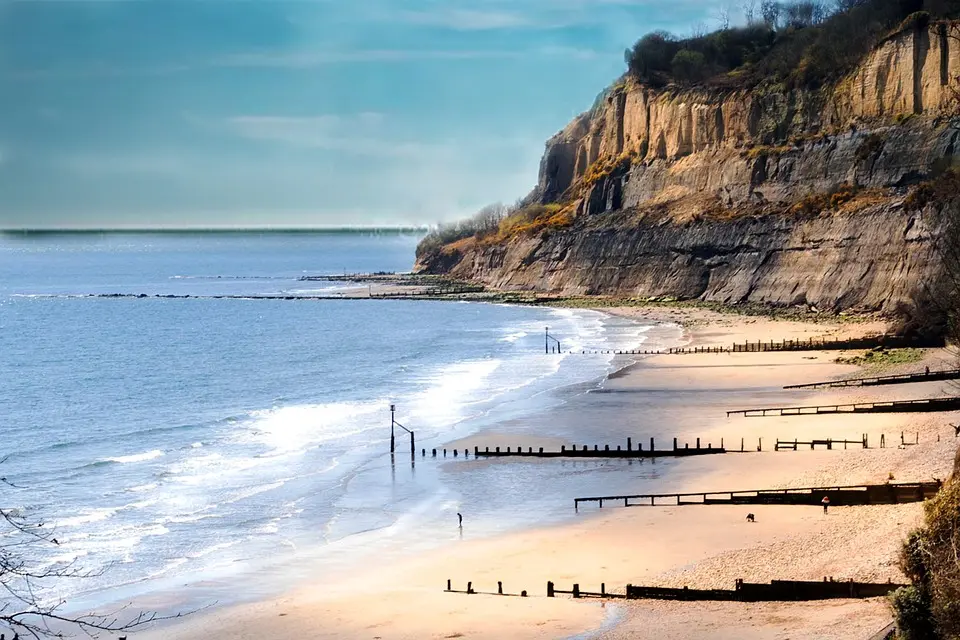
[482, 203, 577, 244]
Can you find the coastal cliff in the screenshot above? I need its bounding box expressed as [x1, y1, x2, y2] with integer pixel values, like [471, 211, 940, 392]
[416, 19, 960, 314]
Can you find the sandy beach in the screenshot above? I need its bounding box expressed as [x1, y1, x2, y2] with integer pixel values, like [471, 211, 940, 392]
[140, 307, 959, 640]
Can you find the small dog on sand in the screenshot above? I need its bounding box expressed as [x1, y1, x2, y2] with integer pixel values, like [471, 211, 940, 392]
[746, 513, 755, 523]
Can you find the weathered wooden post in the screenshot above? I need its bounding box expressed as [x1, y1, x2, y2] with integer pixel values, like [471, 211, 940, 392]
[673, 437, 678, 451]
[604, 444, 610, 451]
[443, 448, 447, 457]
[475, 446, 479, 455]
[498, 581, 503, 595]
[390, 404, 396, 454]
[496, 446, 500, 453]
[561, 445, 565, 452]
[453, 449, 457, 457]
[432, 449, 437, 457]
[627, 437, 632, 451]
[601, 582, 606, 595]
[721, 438, 724, 449]
[521, 590, 527, 597]
[447, 579, 451, 591]
[545, 327, 549, 355]
[539, 447, 543, 454]
[758, 437, 762, 451]
[650, 437, 655, 452]
[696, 437, 700, 449]
[547, 581, 555, 597]
[573, 584, 580, 598]
[410, 431, 415, 458]
[467, 581, 474, 594]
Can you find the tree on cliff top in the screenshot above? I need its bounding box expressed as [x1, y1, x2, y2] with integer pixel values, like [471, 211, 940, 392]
[625, 0, 960, 90]
[416, 203, 512, 258]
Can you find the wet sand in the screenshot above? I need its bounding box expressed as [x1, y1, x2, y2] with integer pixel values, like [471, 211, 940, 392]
[140, 307, 958, 639]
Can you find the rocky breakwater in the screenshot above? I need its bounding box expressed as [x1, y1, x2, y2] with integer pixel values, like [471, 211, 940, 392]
[417, 19, 960, 314]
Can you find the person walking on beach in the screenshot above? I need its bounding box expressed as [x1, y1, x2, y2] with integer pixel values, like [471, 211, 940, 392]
[821, 495, 830, 514]
[457, 512, 463, 528]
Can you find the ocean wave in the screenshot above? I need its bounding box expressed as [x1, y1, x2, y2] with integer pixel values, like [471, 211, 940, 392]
[239, 400, 387, 453]
[57, 499, 157, 528]
[101, 449, 164, 464]
[409, 359, 501, 427]
[126, 482, 159, 493]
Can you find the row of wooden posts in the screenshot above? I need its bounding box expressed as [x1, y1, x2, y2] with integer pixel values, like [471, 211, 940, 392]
[541, 333, 943, 357]
[446, 578, 905, 601]
[413, 431, 924, 460]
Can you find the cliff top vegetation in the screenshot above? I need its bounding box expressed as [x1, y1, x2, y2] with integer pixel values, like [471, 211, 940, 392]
[625, 0, 960, 90]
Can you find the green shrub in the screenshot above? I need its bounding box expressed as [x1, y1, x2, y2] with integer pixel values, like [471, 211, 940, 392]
[891, 585, 936, 640]
[624, 1, 960, 90]
[671, 49, 709, 83]
[896, 468, 960, 639]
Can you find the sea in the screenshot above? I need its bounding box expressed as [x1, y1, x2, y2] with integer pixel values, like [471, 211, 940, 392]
[0, 230, 683, 619]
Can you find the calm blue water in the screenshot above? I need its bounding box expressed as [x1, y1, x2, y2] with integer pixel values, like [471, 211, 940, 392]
[0, 231, 681, 616]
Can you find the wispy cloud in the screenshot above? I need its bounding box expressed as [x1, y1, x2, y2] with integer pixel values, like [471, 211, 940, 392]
[214, 45, 598, 69]
[220, 113, 436, 157]
[216, 48, 518, 68]
[393, 8, 535, 31]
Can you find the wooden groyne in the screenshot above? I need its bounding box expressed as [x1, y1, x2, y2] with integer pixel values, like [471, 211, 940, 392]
[784, 368, 960, 390]
[445, 579, 528, 597]
[731, 334, 943, 352]
[543, 578, 904, 601]
[625, 578, 905, 601]
[573, 481, 942, 510]
[727, 396, 960, 417]
[446, 577, 904, 601]
[470, 438, 725, 460]
[775, 435, 869, 450]
[544, 333, 940, 356]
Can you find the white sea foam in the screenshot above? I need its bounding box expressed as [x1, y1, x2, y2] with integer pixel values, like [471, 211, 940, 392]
[102, 450, 164, 464]
[126, 482, 159, 493]
[241, 401, 385, 453]
[410, 359, 501, 427]
[57, 499, 157, 528]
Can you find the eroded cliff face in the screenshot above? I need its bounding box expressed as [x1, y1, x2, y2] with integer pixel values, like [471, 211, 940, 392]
[436, 205, 941, 313]
[418, 21, 960, 313]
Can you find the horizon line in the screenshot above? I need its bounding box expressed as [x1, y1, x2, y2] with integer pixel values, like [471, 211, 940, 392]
[1, 225, 431, 234]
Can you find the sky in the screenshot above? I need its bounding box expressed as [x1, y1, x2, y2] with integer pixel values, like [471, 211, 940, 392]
[0, 0, 735, 229]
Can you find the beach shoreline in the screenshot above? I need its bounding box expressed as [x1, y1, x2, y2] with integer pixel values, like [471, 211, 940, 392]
[136, 305, 959, 640]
